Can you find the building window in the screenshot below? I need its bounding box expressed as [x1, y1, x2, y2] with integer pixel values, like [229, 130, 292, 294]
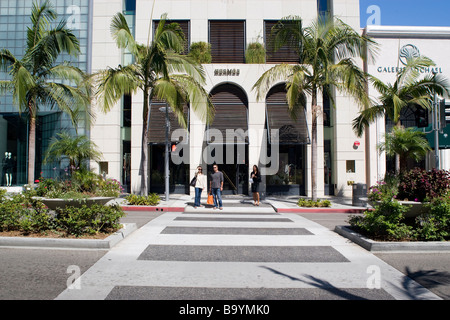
[209, 20, 245, 63]
[264, 20, 300, 64]
[122, 94, 132, 128]
[318, 0, 332, 19]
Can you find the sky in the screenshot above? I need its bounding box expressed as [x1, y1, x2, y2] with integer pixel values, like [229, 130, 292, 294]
[360, 0, 450, 28]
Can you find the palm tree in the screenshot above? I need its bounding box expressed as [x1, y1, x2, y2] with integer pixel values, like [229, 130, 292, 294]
[353, 56, 450, 134]
[0, 0, 91, 185]
[94, 13, 213, 195]
[378, 126, 431, 173]
[353, 56, 450, 172]
[44, 132, 103, 172]
[253, 16, 377, 201]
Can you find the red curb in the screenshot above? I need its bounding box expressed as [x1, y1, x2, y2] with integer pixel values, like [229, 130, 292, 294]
[276, 208, 369, 213]
[120, 206, 185, 212]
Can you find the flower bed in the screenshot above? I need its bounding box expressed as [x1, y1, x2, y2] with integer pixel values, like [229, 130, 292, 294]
[0, 191, 125, 238]
[351, 168, 450, 242]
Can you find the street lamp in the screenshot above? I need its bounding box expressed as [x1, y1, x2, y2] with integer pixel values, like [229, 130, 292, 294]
[431, 69, 440, 170]
[159, 105, 171, 202]
[433, 91, 440, 169]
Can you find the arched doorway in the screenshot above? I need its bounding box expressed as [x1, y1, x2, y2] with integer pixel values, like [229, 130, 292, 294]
[265, 83, 308, 196]
[206, 83, 249, 195]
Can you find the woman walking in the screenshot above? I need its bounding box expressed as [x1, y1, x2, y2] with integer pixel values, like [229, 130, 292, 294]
[251, 165, 261, 206]
[193, 166, 207, 208]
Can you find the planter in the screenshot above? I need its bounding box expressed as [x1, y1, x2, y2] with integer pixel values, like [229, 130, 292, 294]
[399, 201, 430, 218]
[370, 200, 430, 218]
[32, 197, 115, 210]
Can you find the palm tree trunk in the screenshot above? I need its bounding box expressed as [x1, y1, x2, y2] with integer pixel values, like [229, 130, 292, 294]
[140, 91, 149, 195]
[28, 114, 36, 185]
[311, 89, 318, 201]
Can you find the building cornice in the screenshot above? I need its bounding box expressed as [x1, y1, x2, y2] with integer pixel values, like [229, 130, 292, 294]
[364, 25, 450, 39]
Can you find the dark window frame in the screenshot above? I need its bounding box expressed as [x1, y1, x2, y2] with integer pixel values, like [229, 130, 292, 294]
[208, 20, 246, 64]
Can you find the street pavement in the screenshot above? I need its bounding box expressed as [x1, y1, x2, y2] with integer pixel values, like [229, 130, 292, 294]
[1, 196, 449, 304]
[54, 199, 441, 301]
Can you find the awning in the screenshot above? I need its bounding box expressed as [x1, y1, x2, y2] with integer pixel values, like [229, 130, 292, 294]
[207, 83, 248, 144]
[148, 100, 189, 144]
[266, 85, 310, 144]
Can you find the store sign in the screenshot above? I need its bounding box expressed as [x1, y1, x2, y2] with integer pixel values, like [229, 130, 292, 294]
[214, 69, 240, 76]
[376, 44, 443, 74]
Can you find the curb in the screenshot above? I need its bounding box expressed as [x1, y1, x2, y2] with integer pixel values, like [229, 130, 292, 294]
[275, 207, 369, 213]
[335, 225, 450, 252]
[0, 223, 137, 250]
[120, 205, 185, 212]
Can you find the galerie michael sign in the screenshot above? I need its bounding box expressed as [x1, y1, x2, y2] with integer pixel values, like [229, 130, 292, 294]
[376, 44, 443, 74]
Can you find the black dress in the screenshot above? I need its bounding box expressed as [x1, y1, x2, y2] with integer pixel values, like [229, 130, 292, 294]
[251, 171, 261, 193]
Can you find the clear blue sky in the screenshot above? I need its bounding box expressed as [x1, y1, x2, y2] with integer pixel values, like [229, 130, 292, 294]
[360, 0, 450, 27]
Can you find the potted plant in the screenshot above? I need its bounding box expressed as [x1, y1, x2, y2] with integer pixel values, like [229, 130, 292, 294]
[188, 41, 212, 64]
[32, 169, 122, 210]
[245, 42, 266, 64]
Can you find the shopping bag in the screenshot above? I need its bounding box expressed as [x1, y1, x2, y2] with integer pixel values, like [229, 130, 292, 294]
[207, 193, 214, 205]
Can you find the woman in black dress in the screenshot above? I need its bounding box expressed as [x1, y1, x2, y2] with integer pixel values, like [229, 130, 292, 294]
[251, 165, 261, 206]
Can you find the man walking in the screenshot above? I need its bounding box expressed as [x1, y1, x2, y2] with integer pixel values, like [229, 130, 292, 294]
[210, 164, 224, 210]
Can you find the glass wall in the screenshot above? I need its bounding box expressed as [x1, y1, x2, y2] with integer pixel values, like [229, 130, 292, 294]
[0, 114, 28, 186]
[0, 0, 92, 184]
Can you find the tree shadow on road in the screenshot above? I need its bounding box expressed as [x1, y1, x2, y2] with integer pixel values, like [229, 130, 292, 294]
[260, 266, 379, 300]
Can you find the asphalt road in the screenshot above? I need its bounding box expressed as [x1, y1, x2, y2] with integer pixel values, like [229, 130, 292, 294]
[0, 209, 449, 300]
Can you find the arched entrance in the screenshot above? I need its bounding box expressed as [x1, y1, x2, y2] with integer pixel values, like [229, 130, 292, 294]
[265, 83, 308, 196]
[206, 83, 249, 195]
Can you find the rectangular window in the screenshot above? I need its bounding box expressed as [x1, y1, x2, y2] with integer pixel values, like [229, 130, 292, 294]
[209, 20, 245, 63]
[346, 160, 355, 173]
[264, 20, 299, 64]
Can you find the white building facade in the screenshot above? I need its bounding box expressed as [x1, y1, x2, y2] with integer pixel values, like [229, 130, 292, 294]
[88, 0, 368, 197]
[364, 25, 450, 185]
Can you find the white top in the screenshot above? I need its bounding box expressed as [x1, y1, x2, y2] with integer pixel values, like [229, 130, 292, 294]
[195, 173, 207, 189]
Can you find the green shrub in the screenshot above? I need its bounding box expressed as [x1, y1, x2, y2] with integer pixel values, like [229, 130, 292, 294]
[125, 193, 160, 206]
[0, 200, 25, 232]
[245, 42, 266, 63]
[35, 169, 122, 199]
[398, 168, 450, 202]
[368, 173, 399, 202]
[0, 194, 124, 237]
[297, 198, 331, 208]
[349, 199, 414, 241]
[188, 42, 212, 64]
[0, 188, 7, 202]
[416, 199, 450, 241]
[55, 204, 125, 236]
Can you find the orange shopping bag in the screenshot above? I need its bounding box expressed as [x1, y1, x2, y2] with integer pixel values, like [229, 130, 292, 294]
[207, 192, 214, 205]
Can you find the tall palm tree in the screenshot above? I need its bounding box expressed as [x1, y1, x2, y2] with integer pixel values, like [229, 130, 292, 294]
[253, 16, 377, 201]
[0, 0, 91, 185]
[353, 56, 450, 172]
[378, 126, 431, 173]
[95, 13, 213, 195]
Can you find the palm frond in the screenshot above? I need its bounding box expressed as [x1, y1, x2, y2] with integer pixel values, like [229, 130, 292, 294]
[94, 64, 142, 113]
[110, 12, 137, 54]
[170, 74, 215, 124]
[252, 64, 301, 101]
[26, 0, 57, 50]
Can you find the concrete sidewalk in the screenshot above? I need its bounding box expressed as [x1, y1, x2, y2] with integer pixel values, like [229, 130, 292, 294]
[117, 194, 369, 214]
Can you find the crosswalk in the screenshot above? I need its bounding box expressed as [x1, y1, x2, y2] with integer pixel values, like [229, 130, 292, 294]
[55, 201, 441, 300]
